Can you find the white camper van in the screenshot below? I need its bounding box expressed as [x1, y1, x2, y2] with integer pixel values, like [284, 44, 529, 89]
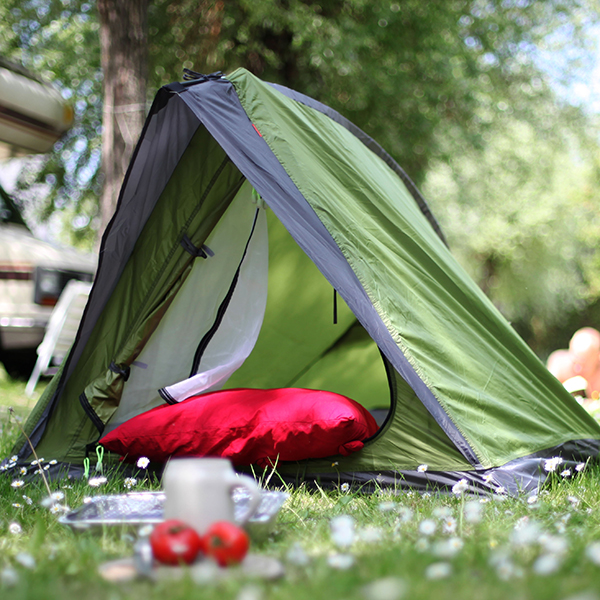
[0, 58, 96, 376]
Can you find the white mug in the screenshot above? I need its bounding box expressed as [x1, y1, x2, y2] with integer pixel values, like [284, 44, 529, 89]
[162, 457, 262, 535]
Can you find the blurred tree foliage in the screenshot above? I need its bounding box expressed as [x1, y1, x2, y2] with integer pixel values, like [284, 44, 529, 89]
[149, 0, 596, 186]
[0, 0, 102, 247]
[423, 110, 600, 344]
[1, 0, 600, 350]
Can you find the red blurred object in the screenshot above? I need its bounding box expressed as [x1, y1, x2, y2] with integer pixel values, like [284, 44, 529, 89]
[149, 519, 204, 565]
[203, 521, 249, 567]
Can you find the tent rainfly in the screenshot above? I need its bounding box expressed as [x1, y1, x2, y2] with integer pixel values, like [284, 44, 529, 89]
[6, 68, 600, 494]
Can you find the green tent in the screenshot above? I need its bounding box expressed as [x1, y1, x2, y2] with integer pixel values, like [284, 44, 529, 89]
[7, 68, 600, 494]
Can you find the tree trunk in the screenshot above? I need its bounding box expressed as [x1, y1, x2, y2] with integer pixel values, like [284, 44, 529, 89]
[97, 0, 148, 242]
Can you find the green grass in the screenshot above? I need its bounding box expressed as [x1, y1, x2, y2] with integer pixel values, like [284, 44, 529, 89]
[0, 365, 46, 417]
[1, 376, 600, 599]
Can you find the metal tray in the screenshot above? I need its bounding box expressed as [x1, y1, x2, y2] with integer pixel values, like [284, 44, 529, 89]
[59, 489, 289, 541]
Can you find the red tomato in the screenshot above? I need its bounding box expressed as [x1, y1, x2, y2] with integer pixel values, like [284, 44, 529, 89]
[150, 519, 204, 565]
[203, 521, 250, 567]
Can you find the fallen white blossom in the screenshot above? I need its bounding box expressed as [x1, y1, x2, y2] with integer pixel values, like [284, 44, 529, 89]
[532, 553, 562, 576]
[0, 567, 19, 587]
[585, 542, 600, 566]
[15, 553, 36, 570]
[431, 537, 464, 559]
[464, 500, 483, 523]
[425, 562, 452, 580]
[358, 526, 384, 543]
[286, 542, 310, 567]
[330, 515, 355, 549]
[361, 577, 406, 600]
[327, 553, 354, 570]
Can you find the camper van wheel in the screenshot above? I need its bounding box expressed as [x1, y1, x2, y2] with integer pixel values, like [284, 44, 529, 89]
[0, 347, 37, 380]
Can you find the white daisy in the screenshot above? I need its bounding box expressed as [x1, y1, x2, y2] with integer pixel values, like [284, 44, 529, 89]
[543, 457, 563, 472]
[539, 534, 568, 556]
[418, 519, 436, 536]
[417, 464, 428, 473]
[40, 491, 65, 509]
[432, 506, 452, 519]
[415, 537, 430, 552]
[19, 467, 27, 476]
[575, 462, 586, 472]
[340, 482, 350, 493]
[88, 476, 107, 487]
[560, 469, 571, 478]
[493, 557, 523, 581]
[397, 507, 413, 523]
[8, 522, 22, 535]
[136, 456, 150, 469]
[442, 517, 457, 534]
[10, 480, 24, 488]
[452, 479, 468, 495]
[510, 520, 542, 547]
[123, 477, 138, 489]
[555, 521, 567, 534]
